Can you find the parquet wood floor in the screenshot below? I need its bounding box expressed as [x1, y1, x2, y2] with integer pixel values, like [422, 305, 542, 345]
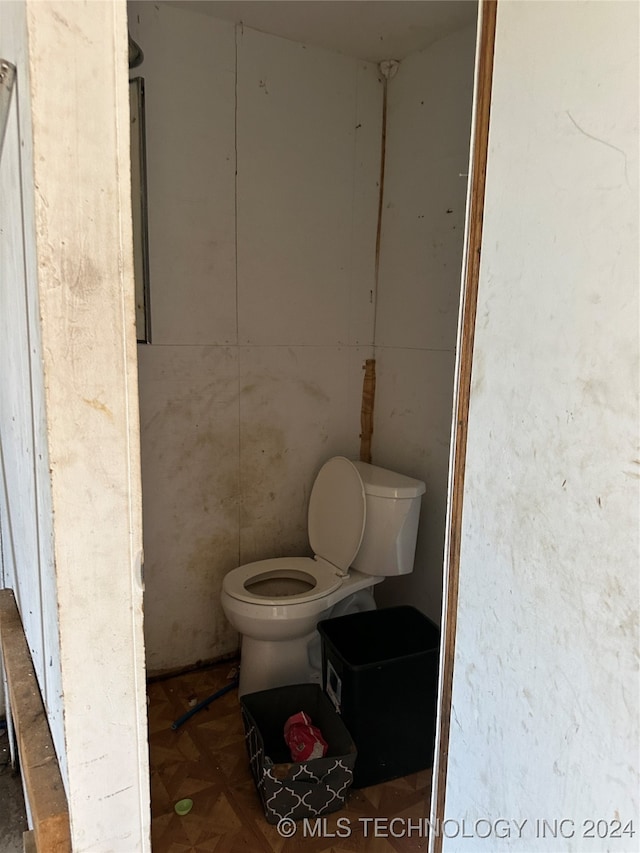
[148, 662, 432, 852]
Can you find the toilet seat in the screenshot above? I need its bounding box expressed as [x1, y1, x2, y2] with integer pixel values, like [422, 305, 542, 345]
[223, 457, 367, 608]
[222, 556, 343, 606]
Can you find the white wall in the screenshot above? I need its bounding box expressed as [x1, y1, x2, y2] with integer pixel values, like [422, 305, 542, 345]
[373, 24, 477, 623]
[442, 1, 639, 849]
[0, 0, 65, 779]
[1, 0, 151, 848]
[130, 2, 380, 673]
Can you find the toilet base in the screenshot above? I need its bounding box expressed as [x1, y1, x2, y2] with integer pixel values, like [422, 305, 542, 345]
[238, 632, 317, 697]
[236, 589, 378, 696]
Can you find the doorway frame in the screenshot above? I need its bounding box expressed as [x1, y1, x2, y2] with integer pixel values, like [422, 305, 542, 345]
[429, 2, 497, 850]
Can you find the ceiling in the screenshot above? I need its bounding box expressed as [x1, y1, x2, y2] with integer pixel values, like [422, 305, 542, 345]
[169, 1, 478, 62]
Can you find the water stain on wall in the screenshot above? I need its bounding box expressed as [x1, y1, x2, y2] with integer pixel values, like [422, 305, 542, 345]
[239, 406, 315, 564]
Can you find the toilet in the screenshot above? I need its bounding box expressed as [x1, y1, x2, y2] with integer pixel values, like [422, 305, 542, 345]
[221, 456, 426, 696]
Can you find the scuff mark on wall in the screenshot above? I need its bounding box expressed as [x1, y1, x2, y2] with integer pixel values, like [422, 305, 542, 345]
[444, 2, 639, 846]
[565, 110, 631, 188]
[82, 398, 113, 420]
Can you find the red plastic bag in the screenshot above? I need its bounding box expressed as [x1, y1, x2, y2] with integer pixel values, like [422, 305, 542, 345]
[284, 711, 328, 761]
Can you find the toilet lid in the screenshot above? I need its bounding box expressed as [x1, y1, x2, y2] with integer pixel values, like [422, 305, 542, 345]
[308, 457, 366, 574]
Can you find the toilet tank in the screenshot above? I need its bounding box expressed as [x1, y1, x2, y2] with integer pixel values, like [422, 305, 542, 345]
[350, 461, 426, 576]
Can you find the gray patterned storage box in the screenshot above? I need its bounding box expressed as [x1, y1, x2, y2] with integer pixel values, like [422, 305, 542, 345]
[240, 683, 357, 824]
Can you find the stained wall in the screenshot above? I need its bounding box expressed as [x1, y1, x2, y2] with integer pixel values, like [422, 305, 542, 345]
[130, 2, 380, 672]
[373, 24, 477, 622]
[131, 1, 478, 672]
[1, 0, 150, 848]
[441, 1, 639, 847]
[0, 0, 64, 768]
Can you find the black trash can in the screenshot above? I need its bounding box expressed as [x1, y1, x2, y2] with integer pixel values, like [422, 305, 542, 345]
[317, 605, 440, 788]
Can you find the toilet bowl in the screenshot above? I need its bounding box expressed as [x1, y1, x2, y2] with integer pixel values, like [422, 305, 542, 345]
[221, 456, 426, 696]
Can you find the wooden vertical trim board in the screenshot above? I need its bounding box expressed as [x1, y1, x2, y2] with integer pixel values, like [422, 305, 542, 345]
[431, 3, 498, 851]
[360, 358, 376, 463]
[0, 589, 71, 853]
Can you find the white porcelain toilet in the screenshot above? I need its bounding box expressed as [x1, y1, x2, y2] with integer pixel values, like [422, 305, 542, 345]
[221, 456, 426, 696]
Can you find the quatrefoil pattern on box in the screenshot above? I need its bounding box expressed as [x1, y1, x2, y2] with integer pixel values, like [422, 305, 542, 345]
[242, 710, 355, 824]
